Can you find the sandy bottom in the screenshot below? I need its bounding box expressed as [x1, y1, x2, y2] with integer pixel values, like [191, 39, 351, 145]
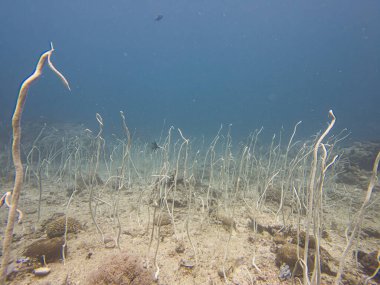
[1, 179, 379, 285]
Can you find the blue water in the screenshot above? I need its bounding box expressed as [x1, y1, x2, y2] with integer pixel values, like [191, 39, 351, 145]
[1, 1, 379, 142]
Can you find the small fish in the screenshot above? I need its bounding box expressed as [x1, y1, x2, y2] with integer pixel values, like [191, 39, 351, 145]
[154, 14, 163, 21]
[150, 141, 161, 151]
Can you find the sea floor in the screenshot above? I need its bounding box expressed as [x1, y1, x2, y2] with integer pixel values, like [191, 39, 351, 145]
[0, 122, 379, 285]
[1, 174, 379, 285]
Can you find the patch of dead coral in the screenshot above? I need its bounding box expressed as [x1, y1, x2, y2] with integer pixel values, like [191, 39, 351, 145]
[86, 252, 155, 285]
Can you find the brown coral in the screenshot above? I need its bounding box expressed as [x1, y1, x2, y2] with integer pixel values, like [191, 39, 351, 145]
[23, 237, 66, 263]
[275, 243, 335, 276]
[86, 252, 155, 285]
[46, 216, 82, 238]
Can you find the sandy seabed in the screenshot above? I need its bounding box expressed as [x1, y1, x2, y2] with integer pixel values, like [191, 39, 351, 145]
[0, 124, 379, 285]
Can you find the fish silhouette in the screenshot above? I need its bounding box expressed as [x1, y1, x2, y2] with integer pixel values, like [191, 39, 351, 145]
[155, 14, 163, 21]
[150, 141, 162, 151]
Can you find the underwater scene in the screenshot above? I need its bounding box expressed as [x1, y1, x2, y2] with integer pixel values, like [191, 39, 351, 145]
[0, 1, 379, 285]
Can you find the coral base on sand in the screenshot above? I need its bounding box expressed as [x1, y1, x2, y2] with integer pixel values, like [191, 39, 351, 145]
[86, 252, 155, 285]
